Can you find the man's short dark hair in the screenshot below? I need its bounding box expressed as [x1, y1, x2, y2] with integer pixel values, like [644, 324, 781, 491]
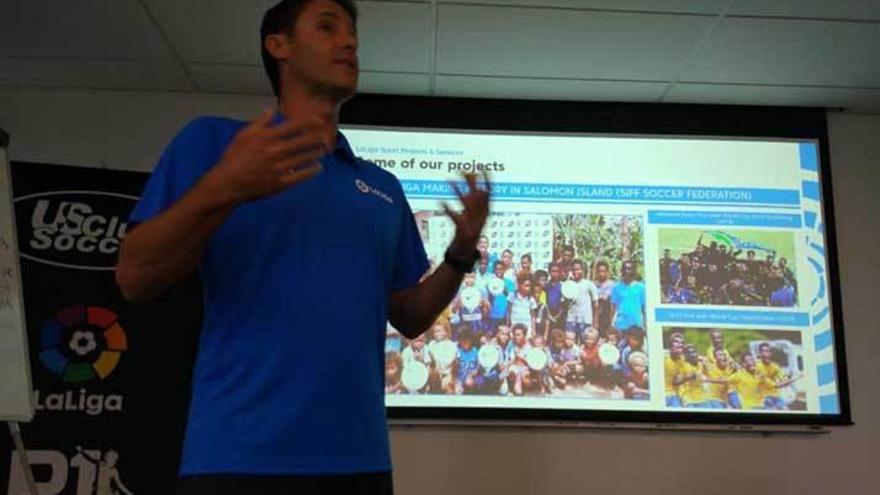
[260, 0, 359, 97]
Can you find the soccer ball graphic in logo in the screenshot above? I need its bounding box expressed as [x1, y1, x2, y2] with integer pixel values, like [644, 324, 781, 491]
[69, 330, 97, 356]
[39, 304, 127, 383]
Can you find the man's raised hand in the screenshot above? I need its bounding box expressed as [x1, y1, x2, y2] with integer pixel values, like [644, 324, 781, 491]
[443, 171, 491, 255]
[210, 108, 328, 204]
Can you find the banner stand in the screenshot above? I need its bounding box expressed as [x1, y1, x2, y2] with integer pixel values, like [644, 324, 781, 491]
[7, 422, 37, 495]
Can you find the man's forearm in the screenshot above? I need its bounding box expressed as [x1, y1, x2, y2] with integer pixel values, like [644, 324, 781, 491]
[116, 171, 237, 302]
[389, 262, 464, 338]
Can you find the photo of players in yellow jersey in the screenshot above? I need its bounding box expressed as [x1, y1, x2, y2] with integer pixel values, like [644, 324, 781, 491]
[662, 327, 805, 410]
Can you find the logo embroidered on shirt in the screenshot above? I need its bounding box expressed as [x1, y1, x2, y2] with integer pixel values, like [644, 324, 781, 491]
[354, 179, 393, 204]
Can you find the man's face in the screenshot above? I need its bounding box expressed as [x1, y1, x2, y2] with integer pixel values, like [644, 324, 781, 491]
[743, 354, 756, 372]
[670, 340, 683, 357]
[477, 236, 488, 254]
[710, 331, 723, 348]
[621, 262, 634, 282]
[494, 263, 505, 278]
[478, 258, 488, 274]
[277, 0, 359, 100]
[663, 249, 671, 260]
[685, 346, 699, 364]
[715, 350, 728, 369]
[572, 263, 583, 281]
[550, 265, 560, 281]
[627, 333, 641, 350]
[563, 249, 574, 264]
[502, 250, 513, 267]
[531, 282, 543, 298]
[596, 264, 608, 281]
[513, 328, 526, 346]
[760, 345, 772, 362]
[497, 326, 510, 344]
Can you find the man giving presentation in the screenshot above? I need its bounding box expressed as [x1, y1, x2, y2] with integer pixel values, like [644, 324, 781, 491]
[115, 1, 490, 493]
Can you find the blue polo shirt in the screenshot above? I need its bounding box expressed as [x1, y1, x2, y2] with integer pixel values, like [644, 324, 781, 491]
[610, 280, 646, 331]
[129, 114, 429, 475]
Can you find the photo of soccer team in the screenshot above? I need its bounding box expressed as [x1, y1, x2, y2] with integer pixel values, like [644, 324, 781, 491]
[384, 212, 649, 400]
[663, 327, 806, 410]
[658, 229, 798, 307]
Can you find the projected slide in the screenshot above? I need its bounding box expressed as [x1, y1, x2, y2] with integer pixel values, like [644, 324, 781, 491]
[343, 127, 840, 416]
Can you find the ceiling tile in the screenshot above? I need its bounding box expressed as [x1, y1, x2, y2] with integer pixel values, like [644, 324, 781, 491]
[435, 75, 667, 101]
[144, 0, 430, 72]
[436, 5, 716, 81]
[682, 17, 880, 87]
[141, 0, 274, 65]
[358, 2, 432, 72]
[666, 82, 880, 112]
[0, 0, 173, 60]
[437, 0, 727, 15]
[358, 72, 430, 95]
[729, 0, 880, 21]
[190, 64, 273, 95]
[0, 59, 193, 92]
[189, 63, 429, 96]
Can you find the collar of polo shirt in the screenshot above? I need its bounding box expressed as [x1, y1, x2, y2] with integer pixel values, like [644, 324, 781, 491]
[271, 110, 359, 166]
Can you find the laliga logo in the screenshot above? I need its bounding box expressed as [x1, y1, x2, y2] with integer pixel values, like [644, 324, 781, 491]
[35, 304, 126, 416]
[15, 191, 136, 271]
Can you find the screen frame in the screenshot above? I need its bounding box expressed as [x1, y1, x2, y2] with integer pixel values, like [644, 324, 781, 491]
[340, 94, 852, 427]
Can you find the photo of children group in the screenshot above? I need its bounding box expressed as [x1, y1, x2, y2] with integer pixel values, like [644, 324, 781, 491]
[658, 229, 798, 307]
[663, 327, 805, 410]
[385, 212, 650, 400]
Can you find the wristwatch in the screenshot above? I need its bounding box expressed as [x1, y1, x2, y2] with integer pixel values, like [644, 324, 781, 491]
[444, 248, 480, 273]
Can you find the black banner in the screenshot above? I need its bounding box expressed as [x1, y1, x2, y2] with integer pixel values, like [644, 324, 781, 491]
[2, 162, 202, 495]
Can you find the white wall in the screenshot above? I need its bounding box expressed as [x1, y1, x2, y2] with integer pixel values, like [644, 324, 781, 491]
[1, 89, 878, 495]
